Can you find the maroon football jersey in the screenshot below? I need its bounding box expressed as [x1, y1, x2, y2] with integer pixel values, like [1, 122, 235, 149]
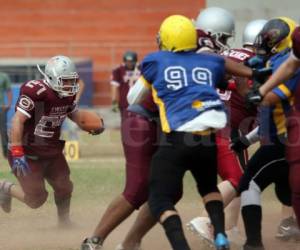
[292, 26, 300, 60]
[111, 64, 141, 112]
[15, 80, 76, 157]
[222, 48, 257, 130]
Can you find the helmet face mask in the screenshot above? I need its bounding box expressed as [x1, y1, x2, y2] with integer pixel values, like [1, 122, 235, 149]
[38, 55, 79, 97]
[254, 17, 297, 57]
[123, 51, 138, 70]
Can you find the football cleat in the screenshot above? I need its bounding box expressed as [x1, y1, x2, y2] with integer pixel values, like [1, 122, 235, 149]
[276, 216, 300, 241]
[187, 217, 214, 246]
[214, 233, 230, 250]
[0, 180, 13, 213]
[81, 237, 103, 250]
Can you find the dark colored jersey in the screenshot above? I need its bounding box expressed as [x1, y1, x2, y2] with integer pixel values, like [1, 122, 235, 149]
[292, 26, 300, 59]
[222, 48, 257, 131]
[15, 80, 76, 157]
[111, 64, 141, 111]
[140, 50, 226, 133]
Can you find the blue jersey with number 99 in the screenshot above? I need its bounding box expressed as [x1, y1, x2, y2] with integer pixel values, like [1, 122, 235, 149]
[140, 50, 226, 132]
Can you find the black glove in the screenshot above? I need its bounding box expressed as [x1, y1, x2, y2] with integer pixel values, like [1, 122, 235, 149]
[245, 55, 266, 68]
[252, 68, 272, 84]
[230, 136, 251, 154]
[245, 86, 263, 106]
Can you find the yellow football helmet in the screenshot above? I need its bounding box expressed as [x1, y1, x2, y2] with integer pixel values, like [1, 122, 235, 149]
[254, 17, 297, 56]
[157, 15, 197, 52]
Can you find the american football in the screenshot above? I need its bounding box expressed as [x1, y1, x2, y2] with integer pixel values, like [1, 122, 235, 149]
[77, 110, 103, 132]
[1, 1, 299, 250]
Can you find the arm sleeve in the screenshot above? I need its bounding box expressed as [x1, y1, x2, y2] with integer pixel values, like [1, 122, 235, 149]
[271, 72, 300, 99]
[16, 86, 36, 118]
[127, 76, 151, 105]
[127, 53, 157, 105]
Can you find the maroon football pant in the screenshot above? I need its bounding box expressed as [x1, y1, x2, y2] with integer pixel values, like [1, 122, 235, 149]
[216, 135, 243, 189]
[121, 111, 159, 209]
[286, 112, 300, 226]
[8, 152, 73, 209]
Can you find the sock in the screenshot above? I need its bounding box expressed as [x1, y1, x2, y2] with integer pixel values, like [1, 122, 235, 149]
[242, 205, 263, 246]
[55, 196, 71, 223]
[205, 200, 225, 238]
[162, 214, 191, 250]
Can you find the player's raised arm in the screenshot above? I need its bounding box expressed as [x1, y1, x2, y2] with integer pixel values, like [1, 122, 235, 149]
[259, 55, 300, 96]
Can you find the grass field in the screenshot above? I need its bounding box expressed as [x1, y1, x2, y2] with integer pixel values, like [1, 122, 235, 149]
[0, 129, 299, 250]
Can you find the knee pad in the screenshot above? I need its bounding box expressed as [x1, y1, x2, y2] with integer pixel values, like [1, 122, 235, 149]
[148, 194, 176, 220]
[25, 191, 48, 209]
[241, 180, 261, 207]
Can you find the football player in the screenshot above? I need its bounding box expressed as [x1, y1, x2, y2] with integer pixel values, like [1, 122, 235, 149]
[81, 50, 159, 250]
[247, 25, 300, 231]
[239, 17, 298, 250]
[125, 14, 261, 250]
[111, 51, 140, 115]
[0, 55, 104, 227]
[187, 8, 267, 245]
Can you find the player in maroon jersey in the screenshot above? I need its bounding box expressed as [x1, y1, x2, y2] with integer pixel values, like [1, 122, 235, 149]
[111, 51, 140, 117]
[0, 55, 104, 226]
[187, 15, 266, 245]
[81, 51, 161, 250]
[248, 26, 300, 229]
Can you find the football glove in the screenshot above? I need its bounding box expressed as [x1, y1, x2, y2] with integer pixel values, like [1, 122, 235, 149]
[252, 68, 273, 84]
[111, 100, 119, 113]
[245, 55, 266, 69]
[230, 136, 251, 154]
[11, 146, 30, 177]
[246, 87, 263, 106]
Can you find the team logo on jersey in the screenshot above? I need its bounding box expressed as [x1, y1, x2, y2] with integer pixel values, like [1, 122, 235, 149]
[18, 95, 34, 111]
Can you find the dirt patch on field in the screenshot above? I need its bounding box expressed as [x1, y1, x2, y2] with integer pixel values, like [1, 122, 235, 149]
[0, 197, 299, 250]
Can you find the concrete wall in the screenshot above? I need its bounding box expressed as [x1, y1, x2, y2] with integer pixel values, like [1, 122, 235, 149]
[206, 0, 299, 48]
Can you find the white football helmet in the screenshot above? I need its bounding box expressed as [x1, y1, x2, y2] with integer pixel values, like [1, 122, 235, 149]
[37, 55, 79, 97]
[242, 19, 268, 47]
[194, 7, 235, 51]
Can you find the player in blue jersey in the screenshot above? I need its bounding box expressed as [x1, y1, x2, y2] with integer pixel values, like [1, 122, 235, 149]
[126, 15, 261, 250]
[236, 17, 299, 250]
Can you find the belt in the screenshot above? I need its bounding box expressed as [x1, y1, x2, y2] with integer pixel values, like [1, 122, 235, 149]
[192, 128, 216, 136]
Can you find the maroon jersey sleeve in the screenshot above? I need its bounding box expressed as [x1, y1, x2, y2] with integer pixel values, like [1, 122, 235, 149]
[292, 26, 300, 60]
[16, 80, 48, 118]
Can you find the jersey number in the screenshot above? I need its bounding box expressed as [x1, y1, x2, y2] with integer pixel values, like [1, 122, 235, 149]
[164, 66, 212, 91]
[25, 80, 47, 95]
[34, 115, 66, 138]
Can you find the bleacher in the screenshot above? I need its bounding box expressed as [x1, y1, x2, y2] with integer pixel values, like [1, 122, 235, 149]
[0, 0, 203, 106]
